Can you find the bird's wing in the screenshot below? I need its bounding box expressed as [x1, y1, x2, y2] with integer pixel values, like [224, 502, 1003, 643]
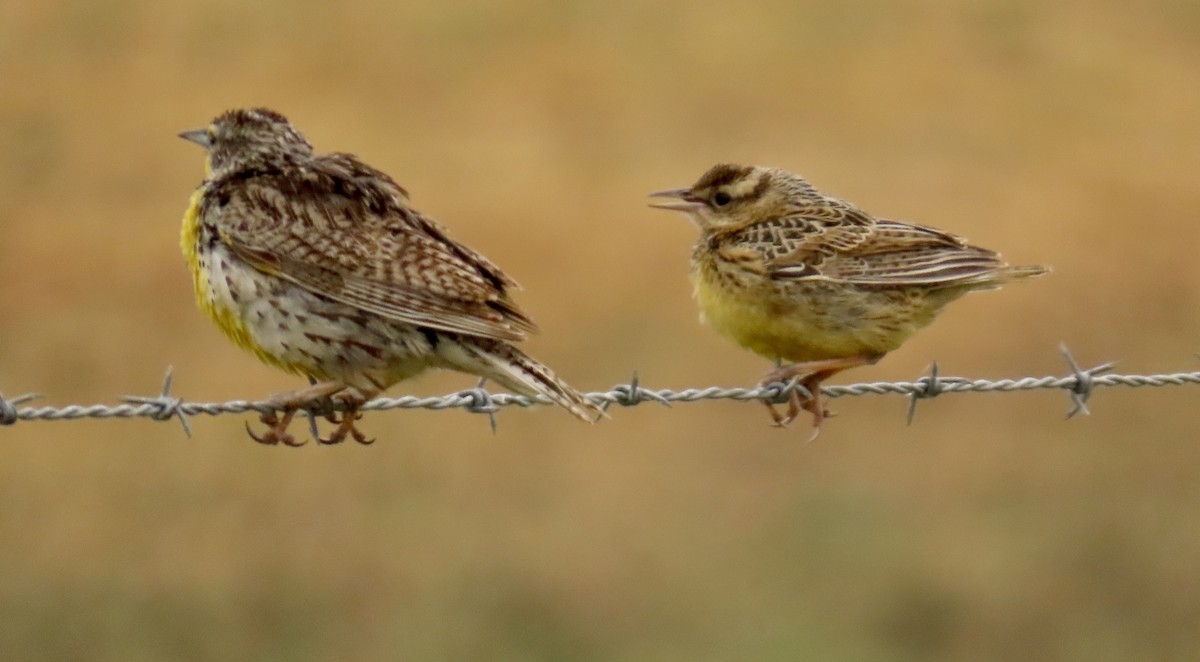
[201, 154, 538, 341]
[741, 201, 1007, 287]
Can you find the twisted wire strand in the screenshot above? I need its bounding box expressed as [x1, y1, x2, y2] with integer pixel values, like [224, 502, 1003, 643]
[2, 346, 1198, 433]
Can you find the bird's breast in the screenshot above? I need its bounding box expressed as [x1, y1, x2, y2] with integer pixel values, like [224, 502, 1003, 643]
[181, 192, 296, 373]
[691, 257, 919, 362]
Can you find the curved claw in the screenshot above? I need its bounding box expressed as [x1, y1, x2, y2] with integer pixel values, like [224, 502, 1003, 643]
[281, 433, 306, 447]
[317, 408, 372, 445]
[765, 389, 803, 428]
[245, 420, 275, 444]
[316, 425, 373, 446]
[244, 409, 303, 447]
[316, 432, 373, 445]
[245, 420, 303, 446]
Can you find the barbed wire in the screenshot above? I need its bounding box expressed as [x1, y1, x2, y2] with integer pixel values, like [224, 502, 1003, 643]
[1, 345, 1198, 437]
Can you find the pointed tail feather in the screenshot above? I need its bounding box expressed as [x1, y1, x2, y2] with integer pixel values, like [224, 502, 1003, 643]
[942, 263, 1049, 290]
[445, 337, 604, 423]
[972, 263, 1049, 288]
[996, 264, 1050, 281]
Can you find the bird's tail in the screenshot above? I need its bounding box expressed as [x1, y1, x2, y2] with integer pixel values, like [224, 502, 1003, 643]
[444, 337, 604, 423]
[952, 263, 1050, 290]
[993, 264, 1050, 282]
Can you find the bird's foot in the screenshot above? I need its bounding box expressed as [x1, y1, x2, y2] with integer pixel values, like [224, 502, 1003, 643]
[317, 394, 374, 445]
[762, 381, 835, 441]
[759, 357, 871, 439]
[244, 381, 352, 446]
[246, 409, 305, 447]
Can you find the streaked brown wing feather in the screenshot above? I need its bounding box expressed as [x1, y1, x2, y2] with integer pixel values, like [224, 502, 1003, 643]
[204, 155, 537, 341]
[329, 154, 521, 291]
[745, 203, 1008, 287]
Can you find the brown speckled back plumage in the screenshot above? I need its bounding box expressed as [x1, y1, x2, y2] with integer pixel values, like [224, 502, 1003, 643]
[204, 149, 538, 341]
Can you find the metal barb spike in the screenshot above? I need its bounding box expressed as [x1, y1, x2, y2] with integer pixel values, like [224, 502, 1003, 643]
[467, 378, 498, 434]
[1059, 343, 1114, 419]
[0, 392, 41, 426]
[122, 366, 191, 437]
[906, 362, 944, 426]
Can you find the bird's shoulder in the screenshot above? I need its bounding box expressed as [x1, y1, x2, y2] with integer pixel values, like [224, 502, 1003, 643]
[201, 152, 512, 281]
[198, 151, 404, 230]
[196, 152, 535, 340]
[714, 196, 877, 271]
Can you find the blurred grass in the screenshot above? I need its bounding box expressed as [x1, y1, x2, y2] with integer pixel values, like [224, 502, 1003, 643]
[2, 0, 1200, 659]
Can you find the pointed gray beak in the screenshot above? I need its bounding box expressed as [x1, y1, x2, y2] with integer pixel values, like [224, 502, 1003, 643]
[178, 128, 211, 148]
[648, 188, 706, 212]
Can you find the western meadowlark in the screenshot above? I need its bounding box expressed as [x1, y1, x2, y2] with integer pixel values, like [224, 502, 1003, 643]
[650, 163, 1047, 434]
[179, 108, 602, 445]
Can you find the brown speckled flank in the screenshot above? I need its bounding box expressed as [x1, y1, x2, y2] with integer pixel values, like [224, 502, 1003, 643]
[651, 163, 1046, 435]
[180, 108, 601, 446]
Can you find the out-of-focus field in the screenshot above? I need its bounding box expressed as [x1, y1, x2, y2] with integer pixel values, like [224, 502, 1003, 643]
[2, 1, 1199, 659]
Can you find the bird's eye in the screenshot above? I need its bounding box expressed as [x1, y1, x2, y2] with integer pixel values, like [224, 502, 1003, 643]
[712, 192, 732, 207]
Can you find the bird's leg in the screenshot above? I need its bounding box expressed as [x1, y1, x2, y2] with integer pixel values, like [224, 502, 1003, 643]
[245, 381, 348, 447]
[759, 355, 882, 437]
[318, 391, 375, 445]
[272, 380, 349, 408]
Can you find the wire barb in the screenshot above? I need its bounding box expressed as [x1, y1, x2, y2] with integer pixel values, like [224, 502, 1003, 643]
[906, 362, 944, 425]
[759, 378, 810, 407]
[303, 375, 324, 443]
[608, 371, 672, 409]
[121, 367, 192, 437]
[0, 392, 41, 425]
[1059, 343, 1115, 419]
[464, 378, 499, 433]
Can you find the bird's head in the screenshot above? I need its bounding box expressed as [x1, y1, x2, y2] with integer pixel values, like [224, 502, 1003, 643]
[179, 107, 313, 176]
[649, 163, 814, 231]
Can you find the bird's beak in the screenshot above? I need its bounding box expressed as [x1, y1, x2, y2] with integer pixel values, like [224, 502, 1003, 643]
[178, 128, 211, 148]
[648, 188, 706, 212]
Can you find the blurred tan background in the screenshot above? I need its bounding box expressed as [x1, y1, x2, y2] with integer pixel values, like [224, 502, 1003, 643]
[2, 0, 1199, 659]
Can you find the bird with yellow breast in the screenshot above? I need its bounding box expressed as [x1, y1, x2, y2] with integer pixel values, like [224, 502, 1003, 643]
[651, 163, 1046, 435]
[180, 108, 601, 445]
